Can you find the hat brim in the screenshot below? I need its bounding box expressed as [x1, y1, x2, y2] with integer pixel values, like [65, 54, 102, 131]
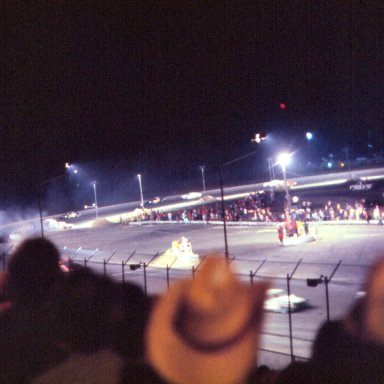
[146, 279, 268, 384]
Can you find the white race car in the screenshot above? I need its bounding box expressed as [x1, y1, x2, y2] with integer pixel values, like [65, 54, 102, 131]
[44, 218, 73, 231]
[264, 288, 307, 313]
[60, 211, 81, 219]
[181, 192, 202, 200]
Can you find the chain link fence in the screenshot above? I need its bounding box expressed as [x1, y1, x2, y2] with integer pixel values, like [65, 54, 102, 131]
[0, 241, 369, 369]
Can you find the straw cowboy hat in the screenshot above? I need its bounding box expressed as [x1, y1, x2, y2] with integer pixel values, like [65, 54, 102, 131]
[146, 256, 269, 384]
[360, 258, 384, 344]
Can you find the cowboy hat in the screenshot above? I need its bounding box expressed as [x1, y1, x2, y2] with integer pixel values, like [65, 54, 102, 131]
[146, 256, 269, 384]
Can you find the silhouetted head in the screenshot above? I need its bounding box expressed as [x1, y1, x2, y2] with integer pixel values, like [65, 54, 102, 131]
[7, 237, 63, 304]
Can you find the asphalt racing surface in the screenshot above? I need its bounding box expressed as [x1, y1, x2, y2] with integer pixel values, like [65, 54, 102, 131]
[44, 221, 384, 369]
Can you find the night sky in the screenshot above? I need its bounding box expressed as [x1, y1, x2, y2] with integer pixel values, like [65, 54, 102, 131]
[1, 2, 383, 211]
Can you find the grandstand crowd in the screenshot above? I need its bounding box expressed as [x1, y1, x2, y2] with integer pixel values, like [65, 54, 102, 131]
[0, 236, 384, 383]
[136, 195, 383, 224]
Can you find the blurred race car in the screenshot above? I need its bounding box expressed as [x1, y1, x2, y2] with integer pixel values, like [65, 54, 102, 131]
[264, 288, 307, 313]
[59, 258, 84, 273]
[143, 197, 162, 208]
[263, 179, 297, 189]
[59, 211, 81, 220]
[44, 219, 73, 230]
[181, 192, 202, 200]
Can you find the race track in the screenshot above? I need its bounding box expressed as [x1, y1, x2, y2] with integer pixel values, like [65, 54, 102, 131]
[40, 221, 384, 368]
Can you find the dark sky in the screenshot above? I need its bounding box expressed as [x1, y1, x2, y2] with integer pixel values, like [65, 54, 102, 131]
[1, 1, 383, 209]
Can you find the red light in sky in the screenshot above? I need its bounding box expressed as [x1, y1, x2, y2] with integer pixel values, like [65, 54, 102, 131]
[279, 103, 286, 110]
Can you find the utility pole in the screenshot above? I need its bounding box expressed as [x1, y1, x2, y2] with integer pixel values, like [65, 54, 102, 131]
[200, 166, 206, 194]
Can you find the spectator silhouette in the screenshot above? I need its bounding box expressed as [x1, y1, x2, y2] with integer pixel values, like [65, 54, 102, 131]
[0, 237, 66, 383]
[0, 270, 11, 310]
[247, 364, 279, 383]
[32, 267, 125, 383]
[32, 259, 155, 383]
[277, 257, 384, 384]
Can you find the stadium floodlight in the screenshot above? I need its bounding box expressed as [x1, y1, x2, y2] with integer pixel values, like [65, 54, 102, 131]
[277, 152, 292, 168]
[252, 132, 267, 143]
[65, 162, 78, 174]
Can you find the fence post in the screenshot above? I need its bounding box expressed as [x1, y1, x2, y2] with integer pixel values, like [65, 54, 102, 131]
[325, 276, 330, 322]
[143, 262, 147, 296]
[122, 250, 136, 285]
[3, 246, 13, 271]
[287, 273, 294, 363]
[103, 251, 116, 278]
[249, 259, 266, 286]
[286, 258, 302, 363]
[140, 252, 160, 296]
[325, 259, 341, 321]
[166, 265, 170, 289]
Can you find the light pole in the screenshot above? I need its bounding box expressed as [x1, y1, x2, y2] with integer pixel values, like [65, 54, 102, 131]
[277, 153, 292, 213]
[200, 166, 206, 194]
[342, 147, 351, 174]
[267, 158, 275, 182]
[220, 148, 262, 260]
[92, 181, 99, 219]
[39, 163, 77, 237]
[137, 174, 144, 208]
[305, 132, 313, 167]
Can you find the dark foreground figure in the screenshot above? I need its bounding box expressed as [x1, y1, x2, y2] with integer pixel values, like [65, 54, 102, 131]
[1, 237, 384, 384]
[277, 258, 384, 384]
[0, 238, 155, 383]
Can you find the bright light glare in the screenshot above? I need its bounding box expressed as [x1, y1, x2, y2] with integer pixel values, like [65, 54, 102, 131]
[277, 153, 292, 166]
[84, 203, 96, 209]
[306, 132, 313, 140]
[252, 133, 267, 143]
[364, 174, 384, 181]
[291, 179, 348, 190]
[65, 162, 79, 174]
